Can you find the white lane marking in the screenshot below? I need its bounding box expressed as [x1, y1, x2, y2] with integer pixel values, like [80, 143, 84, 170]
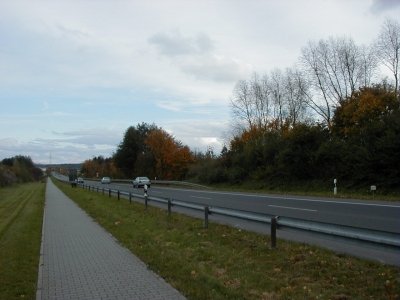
[154, 187, 399, 208]
[268, 205, 317, 212]
[191, 196, 212, 200]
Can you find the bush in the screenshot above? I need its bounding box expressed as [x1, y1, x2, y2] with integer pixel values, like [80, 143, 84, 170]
[0, 156, 43, 187]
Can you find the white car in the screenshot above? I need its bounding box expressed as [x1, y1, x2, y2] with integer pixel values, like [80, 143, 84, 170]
[101, 177, 111, 184]
[132, 176, 151, 188]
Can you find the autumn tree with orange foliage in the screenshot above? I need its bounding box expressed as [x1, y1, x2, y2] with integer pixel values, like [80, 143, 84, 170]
[145, 128, 193, 180]
[331, 84, 400, 186]
[333, 84, 399, 138]
[81, 156, 120, 179]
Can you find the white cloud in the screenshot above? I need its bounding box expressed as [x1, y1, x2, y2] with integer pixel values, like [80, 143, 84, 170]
[148, 30, 214, 56]
[157, 101, 184, 112]
[0, 129, 120, 164]
[0, 138, 20, 150]
[149, 30, 252, 83]
[180, 55, 251, 82]
[161, 118, 230, 154]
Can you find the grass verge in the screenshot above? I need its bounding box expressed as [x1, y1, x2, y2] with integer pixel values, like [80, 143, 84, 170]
[54, 179, 399, 299]
[0, 182, 45, 300]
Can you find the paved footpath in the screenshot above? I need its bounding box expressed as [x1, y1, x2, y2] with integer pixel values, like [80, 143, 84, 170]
[36, 178, 186, 300]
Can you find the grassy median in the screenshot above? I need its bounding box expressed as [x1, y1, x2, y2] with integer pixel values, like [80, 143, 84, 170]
[0, 182, 45, 300]
[54, 179, 399, 299]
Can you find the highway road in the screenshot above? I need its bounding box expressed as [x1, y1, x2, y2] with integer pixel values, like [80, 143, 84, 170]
[153, 186, 400, 233]
[90, 180, 400, 234]
[59, 176, 400, 265]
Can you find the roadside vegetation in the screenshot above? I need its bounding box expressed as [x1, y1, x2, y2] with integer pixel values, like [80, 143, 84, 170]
[0, 182, 45, 300]
[58, 19, 400, 198]
[0, 155, 43, 187]
[55, 179, 400, 299]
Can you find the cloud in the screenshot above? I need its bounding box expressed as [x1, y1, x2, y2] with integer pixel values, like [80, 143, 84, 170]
[0, 138, 19, 150]
[370, 0, 400, 13]
[0, 128, 121, 164]
[148, 30, 214, 56]
[181, 55, 250, 82]
[157, 101, 184, 112]
[51, 128, 122, 147]
[149, 30, 251, 83]
[161, 119, 230, 154]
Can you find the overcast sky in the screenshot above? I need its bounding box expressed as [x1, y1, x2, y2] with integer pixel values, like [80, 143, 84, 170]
[0, 0, 399, 164]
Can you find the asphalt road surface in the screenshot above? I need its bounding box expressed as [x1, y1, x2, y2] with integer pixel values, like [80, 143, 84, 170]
[68, 177, 400, 266]
[93, 181, 400, 233]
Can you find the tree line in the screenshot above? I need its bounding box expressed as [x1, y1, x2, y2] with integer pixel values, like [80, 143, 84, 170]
[0, 156, 43, 187]
[82, 83, 399, 191]
[81, 19, 399, 192]
[192, 84, 399, 190]
[81, 124, 193, 181]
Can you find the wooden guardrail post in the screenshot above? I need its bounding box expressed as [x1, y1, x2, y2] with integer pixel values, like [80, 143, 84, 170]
[129, 192, 132, 204]
[117, 190, 120, 200]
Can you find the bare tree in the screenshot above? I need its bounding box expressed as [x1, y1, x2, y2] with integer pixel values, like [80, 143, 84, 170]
[231, 68, 310, 132]
[301, 40, 334, 127]
[359, 44, 378, 87]
[283, 67, 308, 127]
[375, 18, 400, 100]
[230, 79, 254, 130]
[301, 37, 375, 127]
[249, 73, 272, 129]
[231, 73, 275, 131]
[270, 69, 286, 129]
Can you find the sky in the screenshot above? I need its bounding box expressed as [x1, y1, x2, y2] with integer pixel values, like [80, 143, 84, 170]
[0, 0, 399, 164]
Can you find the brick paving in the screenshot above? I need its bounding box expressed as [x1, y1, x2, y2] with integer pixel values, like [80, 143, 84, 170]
[36, 178, 186, 300]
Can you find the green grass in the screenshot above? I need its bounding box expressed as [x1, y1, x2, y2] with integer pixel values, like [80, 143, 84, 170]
[0, 182, 45, 300]
[54, 179, 400, 299]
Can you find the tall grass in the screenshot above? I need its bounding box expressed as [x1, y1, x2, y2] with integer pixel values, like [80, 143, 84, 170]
[0, 182, 45, 299]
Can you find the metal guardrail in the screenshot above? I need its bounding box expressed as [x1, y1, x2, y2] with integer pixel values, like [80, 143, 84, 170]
[60, 177, 400, 249]
[81, 178, 210, 189]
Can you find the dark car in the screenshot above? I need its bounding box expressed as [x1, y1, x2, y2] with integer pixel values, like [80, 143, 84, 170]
[132, 176, 151, 188]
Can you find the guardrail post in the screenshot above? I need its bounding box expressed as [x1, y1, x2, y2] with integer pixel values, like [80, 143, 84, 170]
[102, 188, 104, 195]
[168, 199, 172, 216]
[108, 189, 111, 197]
[129, 192, 132, 204]
[145, 195, 148, 209]
[204, 206, 209, 229]
[96, 187, 99, 193]
[117, 190, 120, 200]
[271, 216, 278, 248]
